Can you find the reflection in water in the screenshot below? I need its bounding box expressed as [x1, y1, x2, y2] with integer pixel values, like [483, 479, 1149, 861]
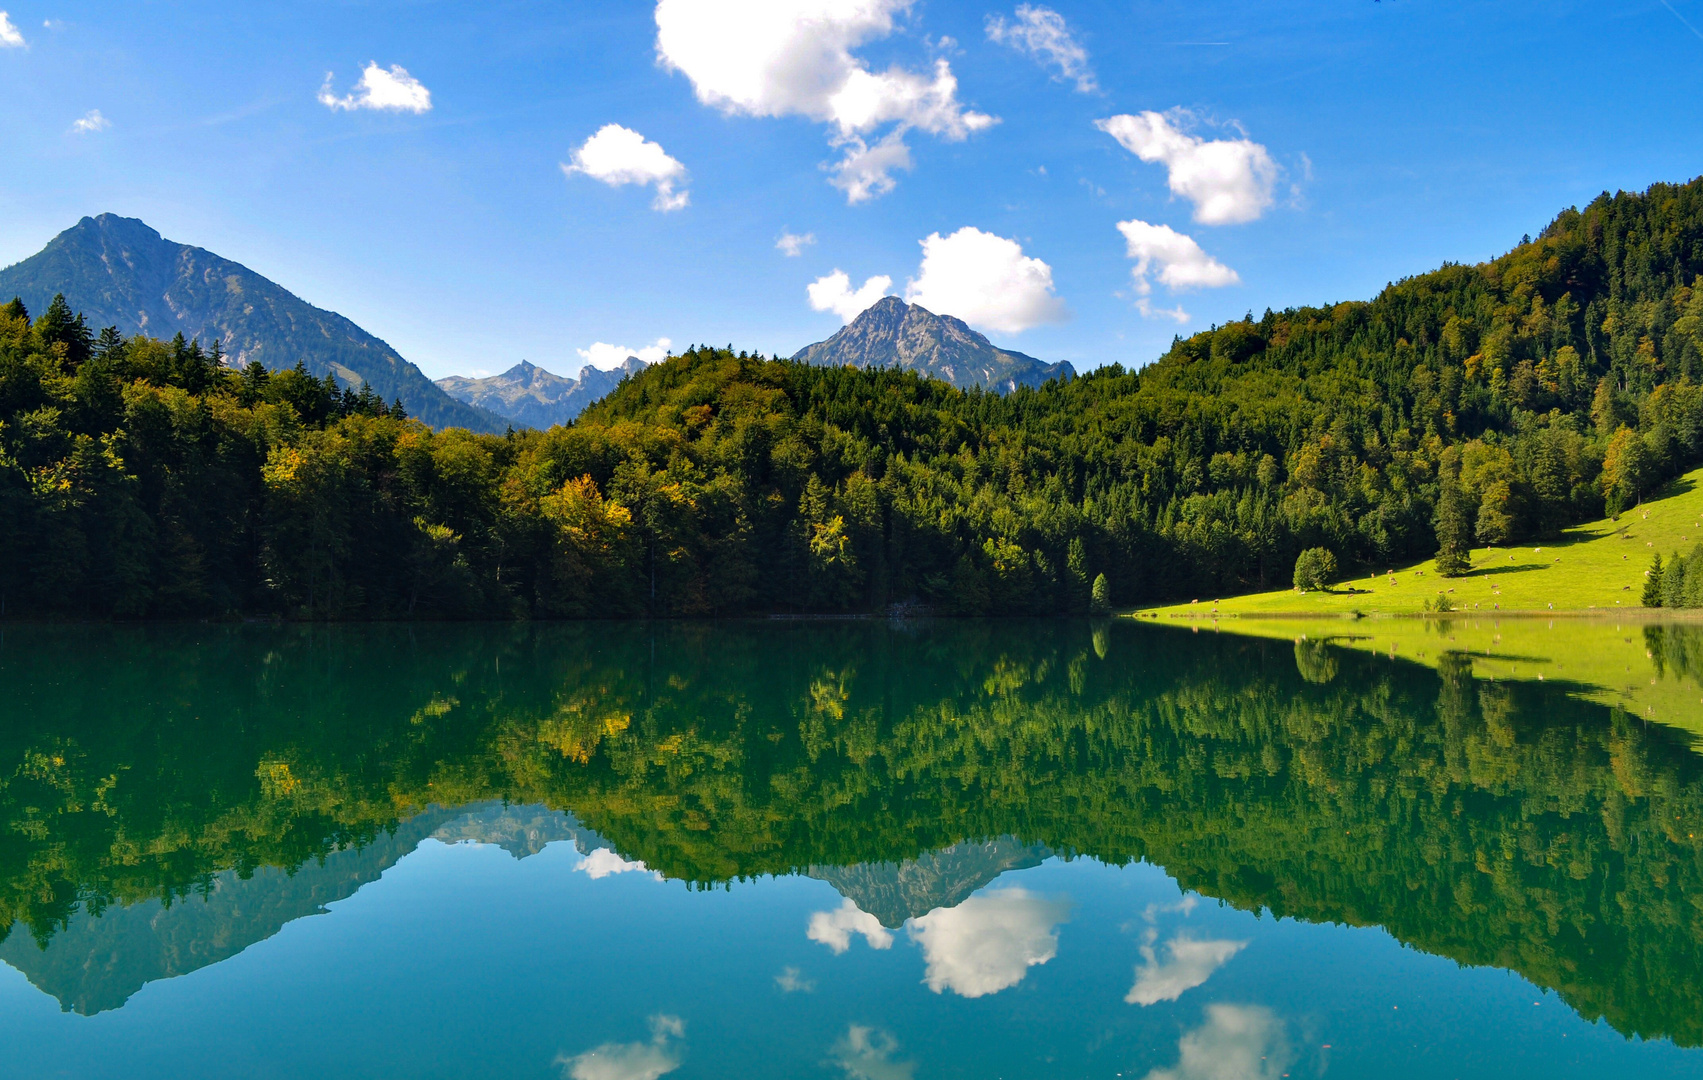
[1144, 1004, 1292, 1080]
[578, 849, 659, 880]
[807, 899, 895, 954]
[907, 887, 1070, 998]
[0, 619, 1700, 1052]
[829, 1025, 916, 1080]
[558, 1015, 685, 1080]
[1127, 934, 1248, 1006]
[774, 966, 815, 993]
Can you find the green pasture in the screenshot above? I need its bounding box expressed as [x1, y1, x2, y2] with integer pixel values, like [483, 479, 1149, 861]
[1138, 465, 1703, 618]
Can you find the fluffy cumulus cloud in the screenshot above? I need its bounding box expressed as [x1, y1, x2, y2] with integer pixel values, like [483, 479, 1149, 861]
[69, 110, 109, 135]
[576, 338, 673, 372]
[563, 124, 690, 212]
[776, 231, 816, 257]
[0, 11, 24, 47]
[559, 1015, 684, 1080]
[985, 5, 1095, 92]
[1126, 934, 1248, 1006]
[904, 227, 1067, 334]
[807, 898, 895, 954]
[1115, 218, 1238, 323]
[319, 63, 432, 114]
[830, 1025, 916, 1080]
[1143, 1004, 1291, 1080]
[808, 270, 893, 323]
[1097, 111, 1276, 225]
[575, 848, 660, 880]
[906, 887, 1070, 998]
[654, 0, 995, 202]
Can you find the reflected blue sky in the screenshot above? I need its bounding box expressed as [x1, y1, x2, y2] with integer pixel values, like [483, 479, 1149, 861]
[2, 820, 1696, 1080]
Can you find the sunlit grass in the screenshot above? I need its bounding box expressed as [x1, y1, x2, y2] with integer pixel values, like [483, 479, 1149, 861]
[1137, 465, 1703, 618]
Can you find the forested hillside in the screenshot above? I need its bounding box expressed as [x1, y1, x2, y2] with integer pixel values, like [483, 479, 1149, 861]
[6, 178, 1703, 618]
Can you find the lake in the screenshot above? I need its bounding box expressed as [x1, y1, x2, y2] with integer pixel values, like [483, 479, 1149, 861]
[0, 618, 1700, 1079]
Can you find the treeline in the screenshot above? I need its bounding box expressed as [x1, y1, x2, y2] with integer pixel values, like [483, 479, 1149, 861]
[9, 177, 1703, 616]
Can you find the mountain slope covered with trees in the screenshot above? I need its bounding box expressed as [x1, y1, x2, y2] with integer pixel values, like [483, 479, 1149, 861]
[5, 178, 1703, 617]
[0, 215, 505, 432]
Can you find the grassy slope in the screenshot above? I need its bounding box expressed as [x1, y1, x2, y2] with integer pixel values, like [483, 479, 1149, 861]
[1131, 467, 1703, 744]
[1138, 465, 1703, 618]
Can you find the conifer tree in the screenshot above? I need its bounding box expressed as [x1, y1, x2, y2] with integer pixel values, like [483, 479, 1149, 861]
[1644, 553, 1665, 607]
[1089, 573, 1110, 615]
[1434, 459, 1473, 577]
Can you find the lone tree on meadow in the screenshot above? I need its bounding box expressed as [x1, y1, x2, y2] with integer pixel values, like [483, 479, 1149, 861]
[1434, 451, 1473, 577]
[1292, 547, 1337, 592]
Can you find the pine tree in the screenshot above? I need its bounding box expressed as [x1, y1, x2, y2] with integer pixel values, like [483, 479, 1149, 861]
[1434, 462, 1473, 577]
[1066, 537, 1090, 613]
[1644, 553, 1665, 607]
[1089, 573, 1110, 615]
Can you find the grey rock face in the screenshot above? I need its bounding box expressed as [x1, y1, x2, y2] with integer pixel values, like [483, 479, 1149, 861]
[792, 296, 1073, 392]
[436, 357, 646, 429]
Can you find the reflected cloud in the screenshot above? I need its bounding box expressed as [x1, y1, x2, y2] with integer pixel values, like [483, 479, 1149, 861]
[808, 898, 895, 954]
[559, 1015, 685, 1080]
[830, 1025, 916, 1080]
[577, 848, 660, 880]
[1143, 1004, 1291, 1080]
[776, 966, 816, 993]
[907, 886, 1069, 998]
[1126, 934, 1247, 1005]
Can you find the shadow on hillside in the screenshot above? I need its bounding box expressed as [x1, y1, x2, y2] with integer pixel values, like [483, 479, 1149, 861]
[1460, 563, 1552, 579]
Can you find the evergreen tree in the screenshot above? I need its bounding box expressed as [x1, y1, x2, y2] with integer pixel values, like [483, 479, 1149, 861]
[1434, 463, 1473, 578]
[1066, 537, 1090, 613]
[1089, 573, 1110, 615]
[1644, 553, 1665, 607]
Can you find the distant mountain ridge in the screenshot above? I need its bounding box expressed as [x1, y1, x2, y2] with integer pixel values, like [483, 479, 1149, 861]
[436, 357, 646, 428]
[793, 296, 1074, 392]
[0, 214, 504, 432]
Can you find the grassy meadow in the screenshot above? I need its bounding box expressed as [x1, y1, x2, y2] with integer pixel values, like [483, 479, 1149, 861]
[1138, 465, 1703, 618]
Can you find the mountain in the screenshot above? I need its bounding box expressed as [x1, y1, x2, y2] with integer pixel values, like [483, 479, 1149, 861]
[0, 214, 505, 432]
[436, 357, 647, 429]
[792, 296, 1074, 392]
[808, 837, 1054, 928]
[0, 802, 608, 1015]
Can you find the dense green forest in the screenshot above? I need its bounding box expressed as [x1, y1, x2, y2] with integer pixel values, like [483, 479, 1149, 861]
[1, 621, 1700, 1041]
[9, 177, 1703, 616]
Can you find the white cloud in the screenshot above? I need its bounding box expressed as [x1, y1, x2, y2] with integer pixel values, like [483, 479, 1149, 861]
[559, 1015, 684, 1080]
[830, 1025, 915, 1080]
[775, 966, 815, 993]
[906, 887, 1070, 998]
[808, 270, 893, 323]
[986, 5, 1095, 92]
[69, 110, 109, 135]
[1126, 934, 1248, 1005]
[319, 63, 432, 114]
[1116, 219, 1239, 300]
[563, 124, 690, 212]
[807, 898, 895, 954]
[1136, 299, 1191, 324]
[576, 338, 672, 372]
[0, 11, 24, 47]
[1097, 111, 1276, 225]
[654, 0, 995, 203]
[576, 848, 660, 879]
[777, 231, 817, 257]
[1143, 1004, 1291, 1080]
[905, 226, 1067, 334]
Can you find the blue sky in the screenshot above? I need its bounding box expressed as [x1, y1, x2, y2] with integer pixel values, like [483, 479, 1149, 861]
[1, 1, 1701, 380]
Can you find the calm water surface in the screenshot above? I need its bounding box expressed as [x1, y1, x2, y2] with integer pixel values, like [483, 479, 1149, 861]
[1, 619, 1700, 1079]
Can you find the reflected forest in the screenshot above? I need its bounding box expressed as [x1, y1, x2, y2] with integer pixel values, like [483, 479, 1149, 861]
[1, 620, 1700, 1043]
